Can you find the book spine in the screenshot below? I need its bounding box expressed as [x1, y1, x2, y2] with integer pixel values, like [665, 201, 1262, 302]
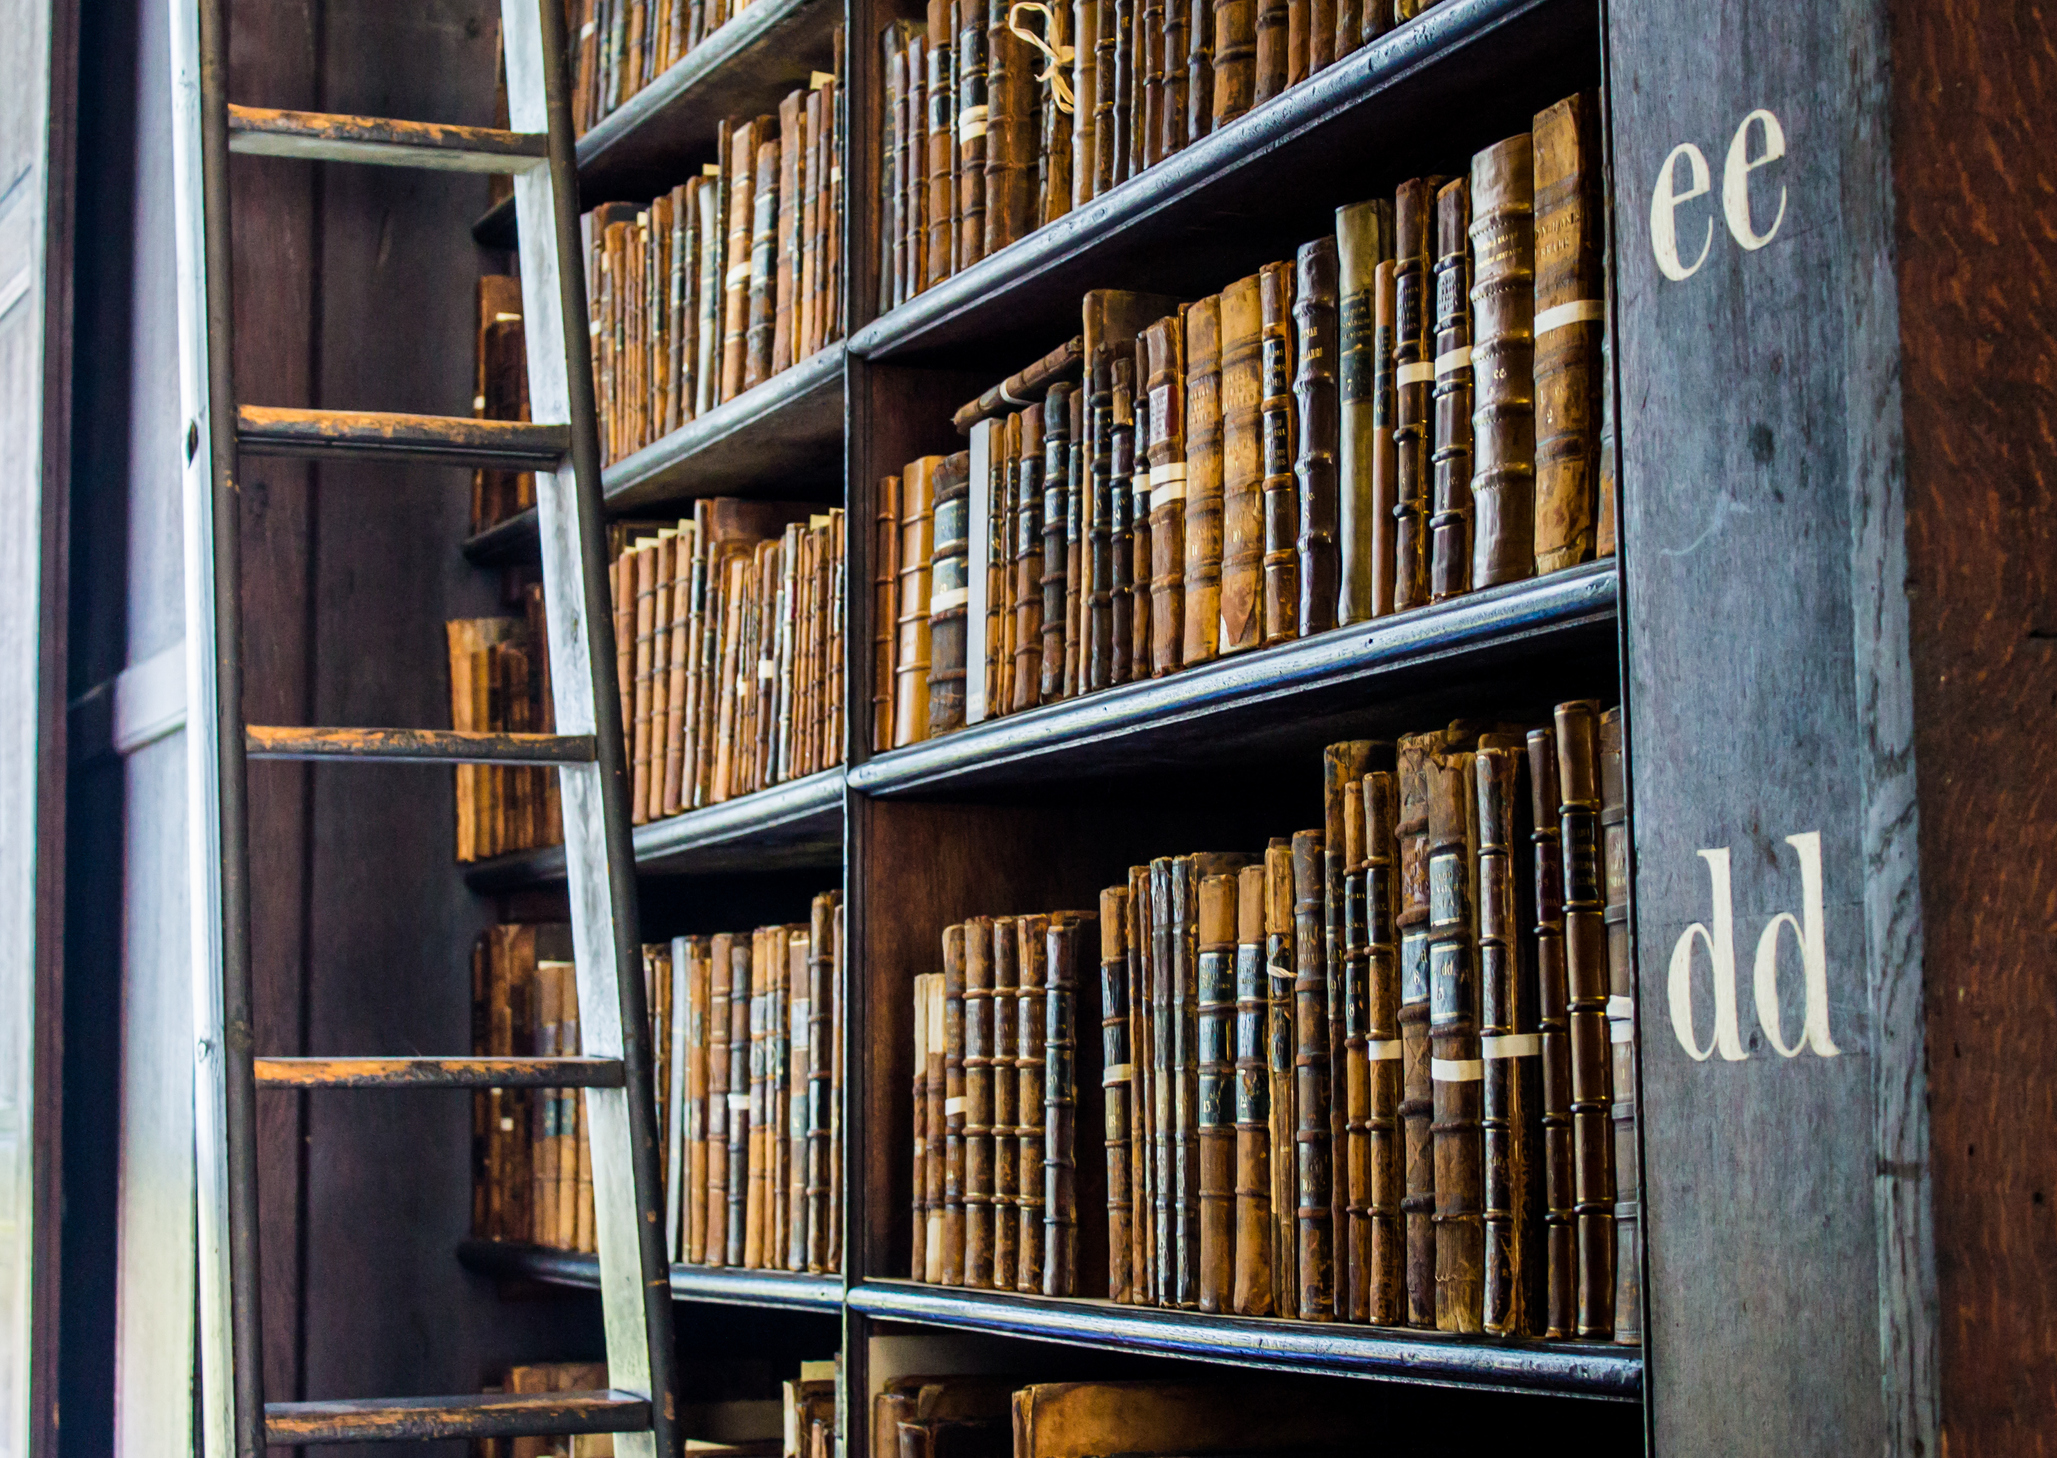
[1363, 770, 1405, 1322]
[1039, 383, 1072, 703]
[1258, 261, 1299, 645]
[1117, 0, 1139, 179]
[925, 972, 947, 1279]
[1428, 743, 1483, 1332]
[1093, 0, 1121, 193]
[746, 137, 781, 389]
[1290, 830, 1335, 1319]
[962, 917, 995, 1285]
[1428, 176, 1474, 602]
[1341, 768, 1374, 1321]
[1210, 0, 1254, 128]
[1532, 91, 1604, 575]
[808, 897, 835, 1272]
[1527, 725, 1573, 1337]
[926, 1, 957, 287]
[1040, 0, 1074, 225]
[902, 35, 927, 306]
[1109, 356, 1139, 685]
[984, 0, 1035, 252]
[832, 895, 845, 1271]
[990, 916, 1021, 1281]
[1294, 236, 1340, 621]
[894, 461, 938, 747]
[1146, 315, 1187, 674]
[1252, 0, 1286, 105]
[956, 4, 989, 270]
[874, 476, 902, 751]
[1184, 0, 1212, 145]
[1127, 869, 1153, 1302]
[1231, 864, 1274, 1314]
[1556, 699, 1614, 1338]
[1173, 857, 1200, 1307]
[705, 934, 732, 1265]
[1478, 742, 1540, 1336]
[986, 416, 1014, 719]
[1087, 349, 1122, 690]
[1158, 0, 1185, 162]
[943, 922, 968, 1284]
[1601, 706, 1639, 1345]
[1391, 177, 1441, 612]
[1196, 871, 1238, 1313]
[1012, 405, 1046, 709]
[685, 939, 710, 1263]
[661, 526, 698, 816]
[1128, 375, 1152, 680]
[774, 93, 803, 374]
[911, 969, 930, 1278]
[788, 931, 810, 1269]
[1045, 913, 1089, 1296]
[1287, 0, 1311, 83]
[1334, 200, 1392, 624]
[695, 159, 725, 418]
[1064, 386, 1087, 695]
[1396, 734, 1435, 1324]
[1322, 741, 1373, 1316]
[747, 930, 773, 1268]
[1147, 859, 1177, 1303]
[1015, 914, 1050, 1291]
[798, 97, 822, 359]
[726, 936, 752, 1266]
[929, 455, 972, 733]
[1099, 888, 1134, 1303]
[1469, 135, 1537, 590]
[1332, 0, 1356, 60]
[1182, 295, 1224, 666]
[1072, 0, 1100, 209]
[1264, 839, 1298, 1313]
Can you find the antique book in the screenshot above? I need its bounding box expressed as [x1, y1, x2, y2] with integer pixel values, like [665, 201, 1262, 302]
[961, 917, 996, 1284]
[1010, 405, 1047, 710]
[1096, 0, 1125, 192]
[1146, 859, 1175, 1302]
[1071, 0, 1100, 208]
[745, 929, 775, 1268]
[1211, 0, 1255, 128]
[1595, 279, 1616, 558]
[926, 0, 958, 288]
[1321, 741, 1375, 1316]
[911, 969, 932, 1278]
[1428, 176, 1474, 601]
[942, 923, 969, 1284]
[1526, 724, 1574, 1337]
[1293, 0, 1319, 79]
[985, 0, 1036, 251]
[1251, 0, 1286, 105]
[1427, 733, 1483, 1331]
[1125, 867, 1153, 1302]
[1015, 914, 1051, 1291]
[1184, 0, 1212, 145]
[1181, 295, 1226, 665]
[1158, 0, 1185, 163]
[1362, 769, 1405, 1322]
[902, 34, 928, 305]
[1295, 237, 1341, 635]
[956, 1, 990, 270]
[1039, 383, 1074, 703]
[1230, 863, 1274, 1314]
[705, 932, 733, 1265]
[990, 916, 1021, 1281]
[1099, 887, 1135, 1302]
[925, 971, 948, 1279]
[1196, 871, 1238, 1312]
[1219, 274, 1268, 653]
[1334, 200, 1394, 623]
[680, 938, 711, 1263]
[720, 119, 760, 400]
[1038, 1, 1075, 225]
[629, 534, 665, 823]
[726, 934, 753, 1266]
[1289, 830, 1334, 1319]
[954, 337, 1083, 433]
[1045, 911, 1093, 1296]
[772, 90, 804, 373]
[695, 158, 727, 418]
[1262, 838, 1297, 1311]
[1395, 732, 1436, 1324]
[1477, 739, 1540, 1336]
[1555, 699, 1614, 1338]
[807, 894, 837, 1271]
[1601, 706, 1639, 1345]
[1532, 91, 1604, 575]
[1082, 292, 1181, 682]
[1391, 177, 1444, 612]
[894, 458, 941, 747]
[1144, 315, 1188, 674]
[1469, 134, 1537, 589]
[1099, 353, 1136, 687]
[1126, 373, 1152, 681]
[929, 451, 973, 734]
[1340, 768, 1372, 1320]
[1257, 261, 1299, 644]
[881, 28, 907, 307]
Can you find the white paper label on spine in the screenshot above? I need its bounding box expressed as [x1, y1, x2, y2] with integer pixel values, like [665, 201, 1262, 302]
[1102, 1063, 1134, 1085]
[1606, 994, 1635, 1022]
[1481, 1033, 1542, 1059]
[1396, 360, 1435, 387]
[1150, 482, 1187, 511]
[1433, 345, 1472, 379]
[930, 585, 969, 614]
[757, 657, 776, 681]
[1367, 1039, 1403, 1061]
[945, 1096, 967, 1116]
[1535, 298, 1606, 336]
[728, 1093, 753, 1110]
[726, 262, 754, 288]
[791, 999, 810, 1046]
[958, 104, 989, 141]
[1431, 1056, 1484, 1082]
[1610, 1020, 1636, 1044]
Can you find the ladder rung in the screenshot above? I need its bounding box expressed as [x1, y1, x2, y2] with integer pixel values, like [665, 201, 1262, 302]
[227, 105, 549, 173]
[265, 1390, 651, 1444]
[255, 1056, 625, 1089]
[237, 405, 569, 468]
[245, 727, 596, 765]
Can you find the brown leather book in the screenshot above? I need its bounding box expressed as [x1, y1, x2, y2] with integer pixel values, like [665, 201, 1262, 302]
[991, 415, 1020, 717]
[1258, 261, 1300, 644]
[874, 477, 904, 752]
[926, 0, 958, 289]
[990, 915, 1021, 1281]
[943, 923, 969, 1284]
[1096, 0, 1125, 192]
[720, 119, 761, 401]
[1124, 869, 1153, 1301]
[1477, 740, 1540, 1336]
[956, 3, 989, 271]
[954, 337, 1082, 433]
[1427, 735, 1483, 1331]
[1555, 699, 1614, 1338]
[1533, 91, 1604, 575]
[903, 34, 928, 306]
[1310, 0, 1335, 71]
[773, 91, 804, 374]
[1184, 0, 1212, 145]
[745, 136, 781, 389]
[962, 917, 996, 1285]
[1252, 0, 1286, 105]
[1289, 830, 1335, 1319]
[1230, 864, 1274, 1314]
[695, 157, 726, 418]
[1144, 315, 1187, 674]
[798, 96, 824, 360]
[880, 30, 905, 310]
[1394, 733, 1435, 1324]
[929, 452, 973, 734]
[705, 932, 733, 1265]
[1099, 888, 1135, 1302]
[1040, 383, 1074, 703]
[1526, 725, 1573, 1336]
[1334, 0, 1361, 57]
[1012, 405, 1047, 710]
[894, 458, 941, 747]
[1045, 911, 1093, 1295]
[1127, 371, 1152, 681]
[1039, 1, 1074, 225]
[747, 929, 776, 1268]
[1321, 742, 1374, 1316]
[1469, 135, 1537, 589]
[1180, 296, 1226, 666]
[1211, 0, 1255, 128]
[1196, 872, 1238, 1312]
[1339, 771, 1372, 1320]
[1601, 706, 1639, 1345]
[630, 540, 661, 823]
[1216, 273, 1266, 654]
[985, 0, 1035, 252]
[726, 935, 753, 1266]
[1361, 769, 1404, 1322]
[1071, 0, 1100, 207]
[1428, 176, 1473, 601]
[1015, 914, 1050, 1291]
[925, 971, 948, 1279]
[1294, 238, 1341, 635]
[911, 969, 931, 1278]
[1145, 860, 1174, 1302]
[1099, 353, 1135, 687]
[1391, 176, 1445, 613]
[807, 895, 836, 1271]
[682, 936, 712, 1263]
[1334, 200, 1393, 624]
[1262, 838, 1297, 1311]
[660, 520, 700, 817]
[1125, 0, 1147, 179]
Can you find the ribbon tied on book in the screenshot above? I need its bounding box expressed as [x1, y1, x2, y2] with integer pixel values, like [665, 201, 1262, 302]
[1006, 2, 1077, 114]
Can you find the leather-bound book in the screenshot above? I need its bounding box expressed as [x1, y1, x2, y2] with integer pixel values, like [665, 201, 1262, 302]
[956, 2, 989, 271]
[1428, 177, 1473, 601]
[1109, 356, 1140, 685]
[1600, 706, 1640, 1344]
[925, 971, 948, 1279]
[926, 2, 958, 289]
[773, 91, 804, 373]
[1289, 830, 1335, 1319]
[1532, 92, 1604, 575]
[1218, 273, 1265, 653]
[1362, 769, 1404, 1322]
[682, 937, 712, 1263]
[726, 934, 753, 1266]
[1231, 864, 1275, 1314]
[1039, 383, 1074, 703]
[1182, 295, 1225, 665]
[1196, 871, 1238, 1312]
[629, 536, 662, 824]
[745, 135, 781, 390]
[1526, 725, 1573, 1337]
[1099, 887, 1135, 1302]
[706, 932, 733, 1265]
[901, 34, 928, 304]
[1335, 200, 1393, 624]
[1395, 732, 1435, 1323]
[1163, 0, 1189, 160]
[1263, 838, 1298, 1311]
[1093, 0, 1122, 193]
[695, 157, 727, 418]
[1477, 739, 1540, 1336]
[1555, 699, 1613, 1337]
[942, 923, 969, 1283]
[991, 916, 1021, 1281]
[985, 0, 1034, 252]
[1322, 741, 1375, 1314]
[1012, 405, 1047, 710]
[789, 929, 813, 1270]
[1258, 261, 1299, 644]
[1045, 911, 1094, 1295]
[1124, 866, 1153, 1302]
[930, 455, 973, 735]
[1144, 315, 1187, 674]
[1211, 0, 1255, 128]
[1294, 237, 1341, 635]
[1139, 0, 1166, 168]
[1082, 293, 1179, 682]
[894, 457, 940, 747]
[1184, 0, 1212, 144]
[1130, 375, 1154, 679]
[963, 916, 996, 1286]
[807, 895, 836, 1271]
[1391, 176, 1444, 612]
[1015, 913, 1050, 1291]
[1071, 0, 1100, 209]
[1252, 0, 1286, 105]
[1427, 736, 1483, 1331]
[1125, 0, 1145, 179]
[1469, 135, 1536, 589]
[954, 337, 1082, 433]
[748, 929, 777, 1268]
[1339, 770, 1372, 1319]
[911, 969, 931, 1279]
[1145, 859, 1175, 1302]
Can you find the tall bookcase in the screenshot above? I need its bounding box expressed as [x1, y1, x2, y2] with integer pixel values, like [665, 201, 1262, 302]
[209, 0, 2052, 1451]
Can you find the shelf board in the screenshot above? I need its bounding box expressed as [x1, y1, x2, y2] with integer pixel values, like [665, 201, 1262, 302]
[463, 345, 846, 563]
[463, 766, 845, 890]
[848, 1281, 1639, 1397]
[472, 0, 842, 247]
[852, 562, 1617, 796]
[458, 1240, 844, 1312]
[849, 0, 1597, 366]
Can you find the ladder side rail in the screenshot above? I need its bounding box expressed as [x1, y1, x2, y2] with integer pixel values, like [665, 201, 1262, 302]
[502, 2, 676, 1453]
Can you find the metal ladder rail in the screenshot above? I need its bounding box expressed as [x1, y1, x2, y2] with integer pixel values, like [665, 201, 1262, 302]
[167, 0, 676, 1451]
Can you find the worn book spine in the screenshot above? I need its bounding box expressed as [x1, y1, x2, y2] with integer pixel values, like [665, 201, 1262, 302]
[1146, 860, 1174, 1303]
[1126, 869, 1153, 1301]
[1211, 0, 1254, 127]
[1072, 0, 1100, 208]
[1322, 742, 1373, 1316]
[962, 916, 995, 1286]
[1532, 91, 1604, 575]
[1196, 872, 1238, 1313]
[1158, 0, 1185, 161]
[1428, 176, 1473, 602]
[902, 35, 927, 306]
[1556, 699, 1613, 1338]
[1064, 374, 1088, 695]
[990, 915, 1021, 1282]
[1252, 0, 1286, 105]
[1396, 733, 1435, 1324]
[1045, 912, 1090, 1296]
[807, 897, 835, 1271]
[1295, 238, 1341, 636]
[1289, 831, 1335, 1319]
[1600, 706, 1639, 1345]
[1181, 296, 1225, 666]
[1391, 177, 1443, 613]
[1335, 200, 1392, 623]
[1478, 741, 1539, 1336]
[1229, 865, 1274, 1314]
[925, 971, 947, 1279]
[943, 923, 969, 1284]
[695, 156, 726, 418]
[926, 0, 958, 287]
[1129, 377, 1153, 680]
[683, 938, 711, 1262]
[1185, 0, 1212, 143]
[1145, 315, 1187, 674]
[1288, 0, 1313, 82]
[630, 539, 660, 823]
[773, 92, 803, 373]
[1039, 383, 1073, 703]
[705, 933, 732, 1265]
[986, 0, 1035, 251]
[894, 458, 940, 747]
[1341, 768, 1373, 1321]
[910, 970, 930, 1278]
[1468, 135, 1536, 590]
[990, 414, 1018, 717]
[1258, 261, 1299, 644]
[1217, 274, 1264, 652]
[787, 930, 811, 1270]
[1263, 839, 1298, 1311]
[1527, 725, 1574, 1337]
[1428, 739, 1483, 1331]
[1015, 914, 1050, 1291]
[1100, 888, 1134, 1302]
[1110, 356, 1141, 684]
[1172, 857, 1201, 1307]
[748, 929, 775, 1268]
[873, 476, 902, 750]
[1094, 0, 1122, 192]
[1011, 405, 1046, 710]
[1362, 769, 1404, 1322]
[726, 935, 753, 1266]
[720, 122, 758, 400]
[957, 2, 989, 270]
[745, 136, 781, 390]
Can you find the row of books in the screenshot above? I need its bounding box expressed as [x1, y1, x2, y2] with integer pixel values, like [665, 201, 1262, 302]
[907, 704, 1638, 1342]
[608, 499, 847, 826]
[449, 602, 562, 862]
[477, 1356, 837, 1458]
[472, 273, 536, 534]
[872, 95, 1610, 750]
[570, 0, 805, 136]
[877, 1378, 1356, 1458]
[586, 61, 848, 478]
[877, 0, 1450, 311]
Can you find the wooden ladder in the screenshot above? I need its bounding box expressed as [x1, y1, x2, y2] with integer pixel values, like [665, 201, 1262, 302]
[166, 0, 676, 1453]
